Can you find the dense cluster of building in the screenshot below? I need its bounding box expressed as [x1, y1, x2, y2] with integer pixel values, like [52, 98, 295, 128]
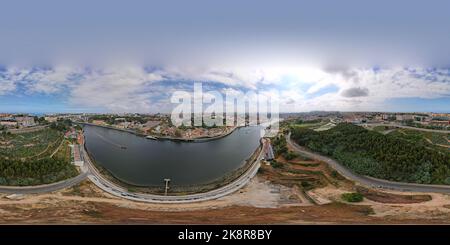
[88, 114, 166, 134]
[283, 111, 450, 128]
[341, 112, 450, 127]
[2, 111, 449, 134]
[0, 114, 36, 128]
[85, 113, 236, 139]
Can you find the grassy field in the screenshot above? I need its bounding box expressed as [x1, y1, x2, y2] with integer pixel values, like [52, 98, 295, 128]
[292, 123, 450, 184]
[287, 121, 328, 133]
[388, 129, 450, 152]
[52, 139, 71, 163]
[372, 125, 395, 132]
[0, 128, 77, 186]
[371, 125, 450, 152]
[0, 129, 63, 159]
[292, 123, 320, 128]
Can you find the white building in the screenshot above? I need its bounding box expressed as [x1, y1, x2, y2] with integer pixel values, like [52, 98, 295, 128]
[15, 116, 36, 127]
[0, 121, 18, 127]
[71, 145, 84, 167]
[396, 114, 414, 121]
[44, 116, 58, 123]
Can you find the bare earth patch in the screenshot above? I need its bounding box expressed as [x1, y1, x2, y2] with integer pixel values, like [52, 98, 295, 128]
[356, 186, 432, 204]
[3, 165, 450, 224]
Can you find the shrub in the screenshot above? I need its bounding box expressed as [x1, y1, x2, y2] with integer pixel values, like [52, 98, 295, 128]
[331, 170, 343, 179]
[271, 161, 283, 168]
[341, 192, 364, 202]
[445, 177, 450, 185]
[301, 181, 311, 188]
[290, 123, 450, 185]
[282, 151, 298, 160]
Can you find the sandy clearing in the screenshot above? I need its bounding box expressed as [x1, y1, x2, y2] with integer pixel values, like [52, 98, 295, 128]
[305, 184, 450, 220]
[0, 176, 300, 211]
[3, 165, 450, 223]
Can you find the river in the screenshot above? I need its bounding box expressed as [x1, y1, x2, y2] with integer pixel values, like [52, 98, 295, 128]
[83, 124, 263, 187]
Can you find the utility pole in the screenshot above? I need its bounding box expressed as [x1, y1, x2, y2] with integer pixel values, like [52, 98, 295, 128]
[164, 178, 171, 196]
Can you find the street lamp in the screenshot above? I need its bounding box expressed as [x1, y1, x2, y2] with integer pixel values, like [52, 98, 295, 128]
[164, 178, 171, 196]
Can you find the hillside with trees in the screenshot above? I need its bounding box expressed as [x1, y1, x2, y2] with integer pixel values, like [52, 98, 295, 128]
[0, 128, 77, 186]
[0, 157, 78, 186]
[290, 123, 450, 184]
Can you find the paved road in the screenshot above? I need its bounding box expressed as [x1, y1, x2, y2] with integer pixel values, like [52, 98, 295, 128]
[0, 171, 88, 194]
[286, 133, 450, 194]
[366, 123, 450, 134]
[82, 141, 264, 203]
[0, 137, 263, 203]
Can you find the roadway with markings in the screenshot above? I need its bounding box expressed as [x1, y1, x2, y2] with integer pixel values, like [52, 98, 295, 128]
[4, 125, 448, 199]
[286, 133, 450, 194]
[82, 141, 264, 203]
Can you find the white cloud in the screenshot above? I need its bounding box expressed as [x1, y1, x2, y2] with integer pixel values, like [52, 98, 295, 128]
[68, 66, 164, 112]
[0, 67, 29, 95]
[345, 67, 450, 99]
[24, 66, 79, 94]
[279, 67, 450, 112]
[0, 78, 17, 95]
[156, 67, 265, 89]
[0, 65, 449, 112]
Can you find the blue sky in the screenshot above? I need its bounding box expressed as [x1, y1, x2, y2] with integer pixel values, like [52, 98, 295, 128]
[1, 0, 450, 113]
[386, 98, 450, 113]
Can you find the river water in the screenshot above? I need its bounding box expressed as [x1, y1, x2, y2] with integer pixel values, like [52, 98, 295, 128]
[83, 124, 263, 187]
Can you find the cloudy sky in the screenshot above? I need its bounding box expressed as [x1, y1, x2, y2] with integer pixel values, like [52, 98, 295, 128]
[1, 0, 450, 113]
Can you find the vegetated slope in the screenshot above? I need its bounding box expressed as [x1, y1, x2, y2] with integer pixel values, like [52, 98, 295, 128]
[0, 128, 61, 158]
[0, 129, 77, 186]
[290, 123, 450, 185]
[388, 129, 450, 153]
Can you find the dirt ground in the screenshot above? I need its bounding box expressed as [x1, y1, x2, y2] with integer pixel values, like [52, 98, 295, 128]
[2, 145, 450, 224]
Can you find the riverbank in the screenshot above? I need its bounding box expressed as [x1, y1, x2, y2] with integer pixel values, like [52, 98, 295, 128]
[155, 126, 239, 142]
[82, 133, 263, 195]
[76, 122, 238, 143]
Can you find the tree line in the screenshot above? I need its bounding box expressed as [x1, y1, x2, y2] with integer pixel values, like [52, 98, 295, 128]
[0, 127, 77, 186]
[0, 157, 78, 186]
[290, 123, 450, 184]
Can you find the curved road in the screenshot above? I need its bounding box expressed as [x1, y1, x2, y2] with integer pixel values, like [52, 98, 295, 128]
[1, 138, 263, 203]
[4, 130, 450, 198]
[82, 142, 264, 203]
[286, 133, 450, 194]
[0, 171, 88, 194]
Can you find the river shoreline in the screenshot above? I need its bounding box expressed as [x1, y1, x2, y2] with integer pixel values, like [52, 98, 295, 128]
[85, 143, 262, 195]
[81, 125, 263, 195]
[76, 121, 238, 143]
